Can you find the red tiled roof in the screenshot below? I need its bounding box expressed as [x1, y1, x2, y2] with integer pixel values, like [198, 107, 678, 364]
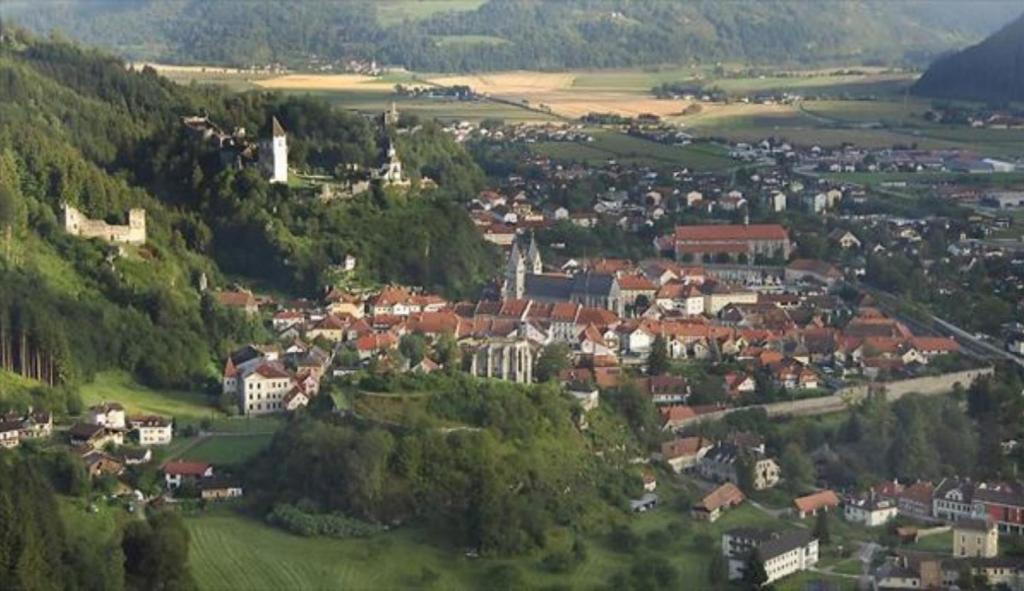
[673, 224, 789, 241]
[253, 363, 291, 379]
[677, 242, 749, 254]
[164, 461, 212, 476]
[910, 337, 960, 353]
[698, 483, 746, 512]
[661, 436, 711, 459]
[618, 274, 656, 291]
[794, 490, 840, 514]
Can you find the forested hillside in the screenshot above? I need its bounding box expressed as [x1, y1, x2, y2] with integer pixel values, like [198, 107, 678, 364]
[3, 0, 1021, 71]
[0, 26, 493, 400]
[912, 11, 1024, 102]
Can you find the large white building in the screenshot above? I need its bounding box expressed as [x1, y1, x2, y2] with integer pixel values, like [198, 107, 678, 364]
[723, 528, 819, 585]
[260, 116, 288, 184]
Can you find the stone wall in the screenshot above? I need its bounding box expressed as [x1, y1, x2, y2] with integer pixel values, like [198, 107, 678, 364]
[63, 204, 146, 245]
[675, 367, 994, 429]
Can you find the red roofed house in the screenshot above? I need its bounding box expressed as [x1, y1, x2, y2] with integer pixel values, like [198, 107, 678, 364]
[661, 436, 714, 472]
[618, 274, 657, 311]
[692, 483, 746, 522]
[215, 290, 258, 315]
[794, 490, 841, 519]
[164, 461, 213, 489]
[666, 224, 791, 263]
[898, 481, 935, 520]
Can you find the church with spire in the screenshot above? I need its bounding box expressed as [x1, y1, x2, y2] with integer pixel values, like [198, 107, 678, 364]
[502, 233, 623, 315]
[503, 233, 543, 299]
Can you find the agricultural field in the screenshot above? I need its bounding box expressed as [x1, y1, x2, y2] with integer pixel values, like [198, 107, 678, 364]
[169, 433, 274, 467]
[185, 499, 792, 590]
[375, 0, 486, 26]
[531, 130, 734, 171]
[79, 370, 220, 420]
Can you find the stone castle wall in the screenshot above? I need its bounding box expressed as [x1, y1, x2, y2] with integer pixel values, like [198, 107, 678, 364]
[63, 204, 146, 245]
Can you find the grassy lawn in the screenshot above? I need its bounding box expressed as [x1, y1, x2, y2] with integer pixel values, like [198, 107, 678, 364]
[777, 570, 859, 591]
[80, 370, 221, 420]
[172, 433, 274, 467]
[907, 530, 952, 553]
[185, 492, 800, 590]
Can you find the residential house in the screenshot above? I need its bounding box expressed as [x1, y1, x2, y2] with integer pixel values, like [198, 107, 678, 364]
[934, 477, 986, 522]
[660, 436, 713, 472]
[793, 490, 841, 519]
[954, 519, 999, 558]
[898, 481, 935, 520]
[844, 494, 899, 527]
[199, 477, 244, 501]
[164, 461, 213, 489]
[699, 442, 781, 491]
[88, 402, 126, 430]
[81, 450, 125, 479]
[69, 422, 124, 449]
[692, 483, 745, 522]
[0, 421, 20, 449]
[130, 416, 173, 446]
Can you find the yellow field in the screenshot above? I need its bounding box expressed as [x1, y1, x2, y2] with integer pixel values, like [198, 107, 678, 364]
[426, 71, 703, 119]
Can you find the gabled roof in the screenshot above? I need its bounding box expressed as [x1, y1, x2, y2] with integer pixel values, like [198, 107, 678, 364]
[164, 460, 212, 476]
[673, 224, 789, 242]
[793, 490, 841, 514]
[697, 482, 745, 512]
[661, 436, 711, 459]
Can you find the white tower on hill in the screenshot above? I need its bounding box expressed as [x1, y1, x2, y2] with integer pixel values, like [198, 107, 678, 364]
[261, 116, 288, 184]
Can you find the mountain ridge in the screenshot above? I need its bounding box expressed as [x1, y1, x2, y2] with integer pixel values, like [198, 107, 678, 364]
[912, 11, 1024, 102]
[2, 0, 1022, 72]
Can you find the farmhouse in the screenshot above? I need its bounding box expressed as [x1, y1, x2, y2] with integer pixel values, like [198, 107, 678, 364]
[692, 483, 745, 522]
[164, 460, 214, 489]
[793, 489, 841, 519]
[660, 436, 713, 472]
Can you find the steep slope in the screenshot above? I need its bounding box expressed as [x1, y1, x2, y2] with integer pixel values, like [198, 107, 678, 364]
[912, 11, 1024, 102]
[0, 27, 494, 399]
[2, 0, 1021, 71]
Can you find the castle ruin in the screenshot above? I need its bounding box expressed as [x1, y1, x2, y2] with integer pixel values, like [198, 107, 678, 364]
[63, 204, 146, 245]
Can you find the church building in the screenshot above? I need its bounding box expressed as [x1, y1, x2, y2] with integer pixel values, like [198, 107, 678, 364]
[502, 234, 623, 316]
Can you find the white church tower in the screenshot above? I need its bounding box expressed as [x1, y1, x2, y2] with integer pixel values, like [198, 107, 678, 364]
[261, 116, 288, 184]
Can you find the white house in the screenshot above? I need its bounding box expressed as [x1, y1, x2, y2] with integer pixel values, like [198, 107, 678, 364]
[130, 416, 173, 446]
[844, 495, 898, 527]
[88, 402, 126, 430]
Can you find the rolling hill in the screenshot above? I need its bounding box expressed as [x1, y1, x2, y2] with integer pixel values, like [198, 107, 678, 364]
[1, 0, 1022, 71]
[912, 11, 1024, 102]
